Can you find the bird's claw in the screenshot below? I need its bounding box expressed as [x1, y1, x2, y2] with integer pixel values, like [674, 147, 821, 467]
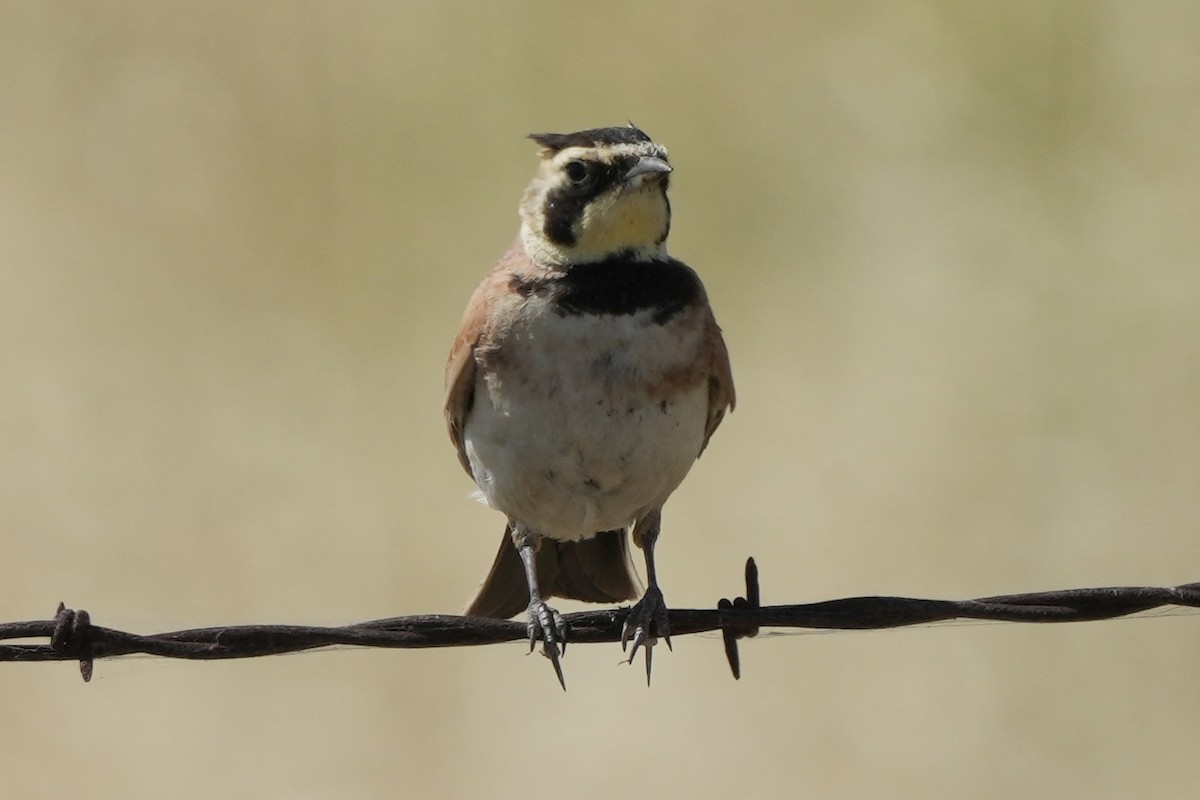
[526, 598, 567, 689]
[620, 586, 672, 684]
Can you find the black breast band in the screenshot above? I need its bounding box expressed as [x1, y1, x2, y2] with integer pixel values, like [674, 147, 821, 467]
[513, 256, 702, 324]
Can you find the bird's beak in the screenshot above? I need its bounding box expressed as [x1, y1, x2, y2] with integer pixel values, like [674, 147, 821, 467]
[624, 156, 672, 185]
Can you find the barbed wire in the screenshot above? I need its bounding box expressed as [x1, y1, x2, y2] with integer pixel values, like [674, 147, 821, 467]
[2, 558, 1197, 683]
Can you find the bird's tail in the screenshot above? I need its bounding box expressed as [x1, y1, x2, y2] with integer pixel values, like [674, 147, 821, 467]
[464, 525, 642, 619]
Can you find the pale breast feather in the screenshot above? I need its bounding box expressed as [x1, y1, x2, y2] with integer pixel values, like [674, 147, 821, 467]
[463, 301, 711, 539]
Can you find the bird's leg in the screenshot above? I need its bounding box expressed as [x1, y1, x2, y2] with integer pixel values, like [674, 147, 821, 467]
[621, 508, 671, 684]
[512, 523, 567, 690]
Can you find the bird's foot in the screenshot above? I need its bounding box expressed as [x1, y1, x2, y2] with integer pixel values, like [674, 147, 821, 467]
[526, 598, 568, 690]
[620, 585, 672, 685]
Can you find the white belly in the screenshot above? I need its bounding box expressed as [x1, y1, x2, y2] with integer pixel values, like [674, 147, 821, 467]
[463, 305, 708, 540]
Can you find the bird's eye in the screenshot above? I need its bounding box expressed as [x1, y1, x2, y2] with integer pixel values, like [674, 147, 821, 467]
[565, 160, 591, 185]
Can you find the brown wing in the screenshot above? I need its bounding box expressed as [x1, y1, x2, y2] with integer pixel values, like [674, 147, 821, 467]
[444, 241, 530, 476]
[700, 305, 736, 454]
[444, 277, 490, 477]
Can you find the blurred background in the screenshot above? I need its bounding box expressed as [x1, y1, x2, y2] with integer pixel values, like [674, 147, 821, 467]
[2, 2, 1198, 797]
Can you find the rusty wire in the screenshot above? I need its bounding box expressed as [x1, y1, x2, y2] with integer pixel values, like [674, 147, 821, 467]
[2, 558, 1197, 683]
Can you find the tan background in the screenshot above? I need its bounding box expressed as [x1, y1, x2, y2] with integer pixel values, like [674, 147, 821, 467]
[2, 2, 1199, 798]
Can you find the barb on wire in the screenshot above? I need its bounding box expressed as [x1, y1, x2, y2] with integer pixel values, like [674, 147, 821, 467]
[2, 558, 1197, 683]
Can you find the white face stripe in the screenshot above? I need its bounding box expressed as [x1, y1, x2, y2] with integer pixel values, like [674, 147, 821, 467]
[547, 141, 670, 170]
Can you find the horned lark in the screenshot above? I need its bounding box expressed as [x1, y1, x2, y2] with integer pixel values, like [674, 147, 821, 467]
[444, 124, 734, 686]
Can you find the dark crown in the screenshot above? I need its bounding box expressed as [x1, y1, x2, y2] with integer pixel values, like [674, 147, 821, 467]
[528, 124, 653, 153]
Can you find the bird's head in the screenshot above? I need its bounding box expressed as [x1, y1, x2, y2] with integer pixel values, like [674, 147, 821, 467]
[519, 124, 673, 267]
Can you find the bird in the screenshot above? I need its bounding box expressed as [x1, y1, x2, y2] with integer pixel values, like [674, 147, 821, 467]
[444, 123, 734, 687]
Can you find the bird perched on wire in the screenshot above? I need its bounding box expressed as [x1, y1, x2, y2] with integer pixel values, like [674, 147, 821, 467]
[444, 123, 734, 687]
